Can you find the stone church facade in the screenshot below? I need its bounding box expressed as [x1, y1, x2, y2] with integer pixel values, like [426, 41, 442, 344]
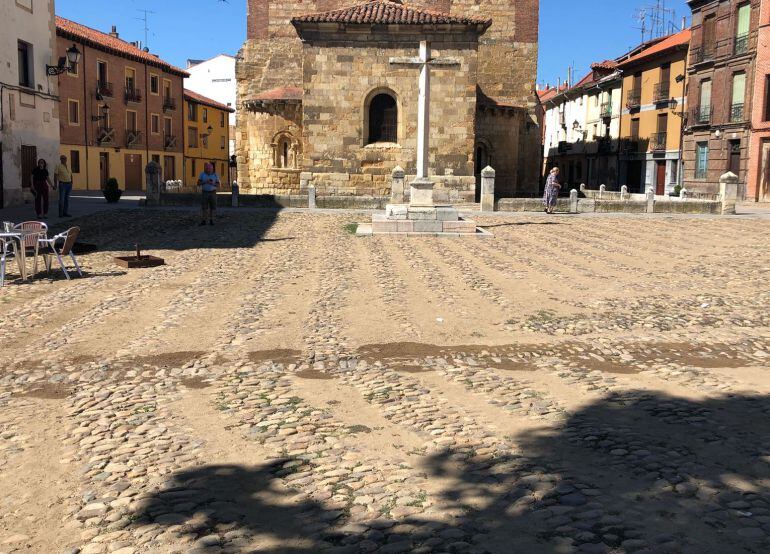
[236, 0, 541, 202]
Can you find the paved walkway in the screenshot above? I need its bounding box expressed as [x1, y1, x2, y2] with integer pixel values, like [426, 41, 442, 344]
[0, 190, 146, 225]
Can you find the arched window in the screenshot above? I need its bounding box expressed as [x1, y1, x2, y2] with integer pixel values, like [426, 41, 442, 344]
[474, 142, 492, 175]
[367, 93, 397, 144]
[272, 132, 298, 169]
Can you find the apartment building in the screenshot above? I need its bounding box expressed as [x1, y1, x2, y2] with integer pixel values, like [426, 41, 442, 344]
[747, 0, 770, 201]
[683, 0, 757, 195]
[183, 89, 234, 187]
[56, 17, 187, 191]
[0, 0, 61, 208]
[185, 54, 236, 156]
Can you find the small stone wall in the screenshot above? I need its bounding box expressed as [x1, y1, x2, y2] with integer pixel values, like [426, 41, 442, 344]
[158, 193, 389, 210]
[496, 197, 722, 214]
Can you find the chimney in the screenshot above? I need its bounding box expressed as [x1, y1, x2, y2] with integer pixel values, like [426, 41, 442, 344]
[682, 16, 687, 30]
[109, 25, 119, 38]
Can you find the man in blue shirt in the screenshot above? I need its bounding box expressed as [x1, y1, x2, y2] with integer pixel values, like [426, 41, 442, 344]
[198, 162, 221, 226]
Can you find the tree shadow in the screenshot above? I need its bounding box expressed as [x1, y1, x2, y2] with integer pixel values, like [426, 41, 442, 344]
[49, 201, 284, 251]
[132, 392, 770, 553]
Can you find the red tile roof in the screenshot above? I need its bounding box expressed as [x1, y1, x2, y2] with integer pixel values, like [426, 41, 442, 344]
[618, 29, 691, 67]
[292, 0, 491, 28]
[253, 86, 303, 102]
[591, 60, 618, 70]
[56, 16, 188, 77]
[184, 89, 235, 113]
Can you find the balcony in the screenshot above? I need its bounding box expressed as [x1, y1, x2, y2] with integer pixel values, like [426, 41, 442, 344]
[650, 132, 667, 152]
[163, 96, 177, 112]
[690, 46, 715, 66]
[558, 112, 566, 128]
[734, 33, 750, 56]
[126, 130, 142, 147]
[653, 83, 671, 104]
[96, 81, 113, 98]
[163, 134, 177, 150]
[96, 126, 115, 145]
[626, 89, 641, 109]
[690, 105, 711, 126]
[600, 102, 612, 119]
[124, 86, 143, 103]
[730, 103, 745, 123]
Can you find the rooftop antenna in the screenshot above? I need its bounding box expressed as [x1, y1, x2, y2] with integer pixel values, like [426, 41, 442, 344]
[634, 0, 677, 42]
[135, 9, 156, 49]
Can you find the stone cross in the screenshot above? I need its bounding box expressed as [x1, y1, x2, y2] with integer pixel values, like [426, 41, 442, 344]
[390, 41, 460, 205]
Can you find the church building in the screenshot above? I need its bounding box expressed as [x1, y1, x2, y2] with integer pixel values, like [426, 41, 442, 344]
[236, 0, 541, 202]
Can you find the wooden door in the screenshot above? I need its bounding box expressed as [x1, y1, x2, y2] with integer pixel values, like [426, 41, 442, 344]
[124, 153, 142, 190]
[163, 156, 175, 180]
[656, 161, 666, 195]
[20, 145, 37, 190]
[761, 141, 770, 202]
[729, 140, 741, 177]
[99, 152, 110, 188]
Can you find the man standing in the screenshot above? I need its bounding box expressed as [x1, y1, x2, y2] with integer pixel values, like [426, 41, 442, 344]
[54, 155, 73, 218]
[198, 162, 221, 226]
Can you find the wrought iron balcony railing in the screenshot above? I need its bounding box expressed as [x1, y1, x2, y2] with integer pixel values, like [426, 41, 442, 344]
[163, 134, 177, 150]
[734, 33, 750, 56]
[96, 81, 113, 98]
[626, 89, 642, 109]
[690, 46, 715, 65]
[730, 103, 745, 123]
[653, 83, 670, 104]
[163, 96, 177, 111]
[650, 132, 667, 152]
[96, 126, 115, 144]
[124, 86, 142, 103]
[125, 130, 142, 147]
[600, 102, 612, 119]
[690, 105, 711, 126]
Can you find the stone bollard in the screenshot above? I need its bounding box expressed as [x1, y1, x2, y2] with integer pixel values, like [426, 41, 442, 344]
[599, 184, 606, 199]
[391, 165, 405, 204]
[231, 181, 239, 207]
[680, 188, 688, 200]
[620, 185, 628, 201]
[481, 166, 495, 212]
[570, 189, 578, 213]
[719, 171, 739, 215]
[144, 160, 162, 205]
[646, 189, 655, 213]
[308, 185, 317, 209]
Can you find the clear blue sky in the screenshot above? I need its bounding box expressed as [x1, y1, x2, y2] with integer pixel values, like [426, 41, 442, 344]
[56, 0, 690, 82]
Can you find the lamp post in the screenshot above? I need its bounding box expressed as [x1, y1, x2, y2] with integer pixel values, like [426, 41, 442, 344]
[91, 103, 111, 123]
[47, 44, 82, 76]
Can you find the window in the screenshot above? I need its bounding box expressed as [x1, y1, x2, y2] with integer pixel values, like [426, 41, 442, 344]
[696, 142, 709, 179]
[736, 3, 750, 48]
[221, 136, 226, 149]
[221, 112, 225, 127]
[163, 80, 171, 99]
[126, 110, 137, 132]
[97, 61, 108, 85]
[188, 126, 198, 148]
[164, 117, 172, 136]
[703, 14, 716, 52]
[152, 154, 160, 164]
[150, 74, 159, 95]
[670, 159, 678, 184]
[732, 72, 746, 121]
[367, 93, 397, 144]
[68, 100, 80, 125]
[191, 159, 196, 176]
[125, 67, 136, 91]
[151, 113, 160, 134]
[70, 150, 81, 173]
[188, 102, 198, 121]
[630, 118, 640, 140]
[202, 108, 208, 123]
[18, 40, 33, 88]
[202, 135, 209, 148]
[764, 75, 770, 121]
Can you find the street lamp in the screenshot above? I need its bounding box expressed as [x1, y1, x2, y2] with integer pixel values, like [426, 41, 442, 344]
[46, 44, 82, 76]
[91, 103, 111, 123]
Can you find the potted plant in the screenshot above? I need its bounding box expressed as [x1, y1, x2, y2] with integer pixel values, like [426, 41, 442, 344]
[103, 177, 123, 203]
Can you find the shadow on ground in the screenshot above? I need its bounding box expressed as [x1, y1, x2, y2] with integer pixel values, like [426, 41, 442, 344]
[49, 201, 285, 251]
[132, 391, 770, 553]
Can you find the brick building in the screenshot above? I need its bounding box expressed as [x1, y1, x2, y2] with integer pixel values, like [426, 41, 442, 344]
[747, 0, 770, 201]
[683, 0, 758, 196]
[183, 89, 234, 187]
[236, 0, 541, 202]
[56, 17, 187, 191]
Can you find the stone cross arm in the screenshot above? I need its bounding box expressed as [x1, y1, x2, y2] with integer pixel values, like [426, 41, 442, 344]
[388, 56, 461, 67]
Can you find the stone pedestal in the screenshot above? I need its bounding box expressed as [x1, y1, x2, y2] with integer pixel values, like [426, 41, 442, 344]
[719, 171, 739, 215]
[368, 203, 479, 235]
[391, 166, 405, 204]
[409, 178, 435, 207]
[480, 166, 495, 212]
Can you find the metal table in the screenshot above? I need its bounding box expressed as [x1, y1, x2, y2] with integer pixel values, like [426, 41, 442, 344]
[0, 230, 43, 281]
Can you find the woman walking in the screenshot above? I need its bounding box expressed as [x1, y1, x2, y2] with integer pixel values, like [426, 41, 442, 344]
[31, 159, 53, 219]
[543, 167, 562, 214]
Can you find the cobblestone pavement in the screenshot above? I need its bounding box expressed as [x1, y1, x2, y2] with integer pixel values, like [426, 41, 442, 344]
[1, 209, 769, 554]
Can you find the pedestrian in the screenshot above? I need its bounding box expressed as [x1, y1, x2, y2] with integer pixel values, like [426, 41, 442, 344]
[31, 159, 53, 219]
[54, 154, 74, 217]
[543, 167, 562, 214]
[198, 162, 221, 226]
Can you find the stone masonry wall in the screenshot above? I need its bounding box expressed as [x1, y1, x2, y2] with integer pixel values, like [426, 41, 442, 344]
[301, 32, 479, 194]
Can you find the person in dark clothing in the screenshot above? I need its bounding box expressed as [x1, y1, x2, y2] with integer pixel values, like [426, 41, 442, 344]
[31, 159, 53, 219]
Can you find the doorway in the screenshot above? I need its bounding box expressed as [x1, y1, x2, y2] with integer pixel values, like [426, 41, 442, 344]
[20, 145, 37, 192]
[728, 140, 741, 177]
[627, 161, 642, 193]
[0, 145, 3, 208]
[474, 143, 491, 202]
[163, 156, 176, 181]
[760, 140, 770, 201]
[124, 153, 142, 190]
[99, 153, 110, 188]
[656, 161, 666, 195]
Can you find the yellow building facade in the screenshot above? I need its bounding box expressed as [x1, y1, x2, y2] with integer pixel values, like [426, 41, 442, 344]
[183, 90, 233, 188]
[618, 30, 690, 194]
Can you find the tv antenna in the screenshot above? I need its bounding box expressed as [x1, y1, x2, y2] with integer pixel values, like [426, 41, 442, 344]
[634, 0, 677, 43]
[135, 9, 156, 49]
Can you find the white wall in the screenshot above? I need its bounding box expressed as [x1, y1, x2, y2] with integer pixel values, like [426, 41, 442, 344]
[0, 0, 60, 208]
[185, 54, 236, 156]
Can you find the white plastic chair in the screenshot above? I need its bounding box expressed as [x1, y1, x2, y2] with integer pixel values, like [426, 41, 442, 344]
[39, 226, 82, 280]
[13, 221, 47, 276]
[0, 236, 17, 287]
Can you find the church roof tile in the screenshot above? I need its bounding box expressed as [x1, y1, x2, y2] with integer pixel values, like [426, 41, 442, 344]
[292, 0, 491, 28]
